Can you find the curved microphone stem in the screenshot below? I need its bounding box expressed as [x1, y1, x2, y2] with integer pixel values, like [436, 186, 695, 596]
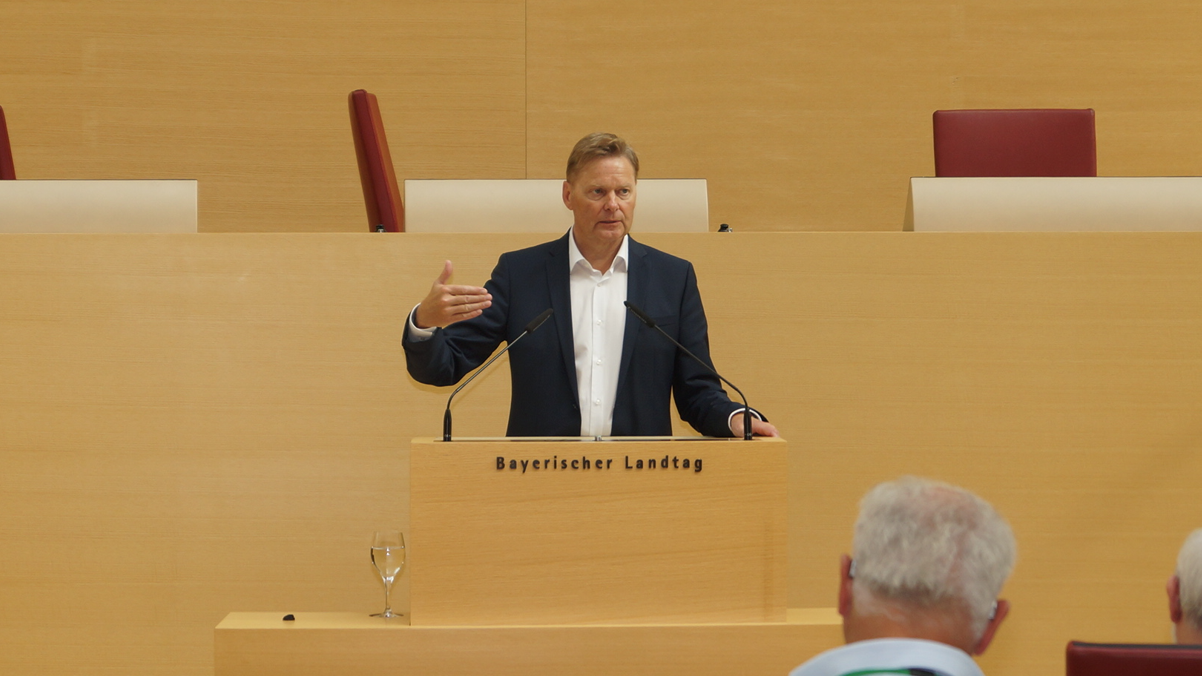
[443, 308, 553, 441]
[624, 301, 754, 440]
[442, 345, 512, 441]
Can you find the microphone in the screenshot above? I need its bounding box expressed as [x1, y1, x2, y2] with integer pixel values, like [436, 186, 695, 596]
[624, 301, 755, 440]
[443, 308, 553, 441]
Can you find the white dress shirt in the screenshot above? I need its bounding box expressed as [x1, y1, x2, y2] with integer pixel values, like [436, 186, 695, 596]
[788, 638, 986, 676]
[568, 230, 628, 437]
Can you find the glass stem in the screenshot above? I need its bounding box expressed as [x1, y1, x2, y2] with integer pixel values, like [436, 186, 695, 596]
[383, 580, 392, 615]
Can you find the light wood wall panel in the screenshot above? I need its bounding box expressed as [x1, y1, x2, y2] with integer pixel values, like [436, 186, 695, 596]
[2, 232, 1202, 675]
[527, 0, 1202, 231]
[0, 234, 412, 674]
[7, 2, 1202, 233]
[671, 232, 1202, 675]
[0, 0, 526, 232]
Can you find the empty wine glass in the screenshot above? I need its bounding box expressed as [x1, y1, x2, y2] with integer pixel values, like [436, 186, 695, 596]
[369, 530, 405, 618]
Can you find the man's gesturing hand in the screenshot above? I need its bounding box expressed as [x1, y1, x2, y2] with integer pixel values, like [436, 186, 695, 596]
[413, 260, 492, 329]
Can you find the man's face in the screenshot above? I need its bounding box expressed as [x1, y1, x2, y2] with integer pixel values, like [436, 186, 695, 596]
[562, 155, 637, 254]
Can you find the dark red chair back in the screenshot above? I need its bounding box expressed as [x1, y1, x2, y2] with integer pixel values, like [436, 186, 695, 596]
[933, 109, 1096, 177]
[349, 90, 403, 232]
[1066, 640, 1202, 676]
[0, 104, 15, 180]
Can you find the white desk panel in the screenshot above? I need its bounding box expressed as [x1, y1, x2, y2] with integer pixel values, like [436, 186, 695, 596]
[405, 178, 708, 233]
[0, 180, 197, 233]
[906, 177, 1202, 232]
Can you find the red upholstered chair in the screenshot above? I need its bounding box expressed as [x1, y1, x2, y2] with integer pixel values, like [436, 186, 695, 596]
[1066, 641, 1202, 676]
[933, 108, 1097, 177]
[348, 89, 404, 232]
[0, 104, 15, 180]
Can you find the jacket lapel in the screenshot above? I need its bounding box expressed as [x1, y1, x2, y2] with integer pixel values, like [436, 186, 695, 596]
[546, 232, 578, 398]
[616, 237, 648, 395]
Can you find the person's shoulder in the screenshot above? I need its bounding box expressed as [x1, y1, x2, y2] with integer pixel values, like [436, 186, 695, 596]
[788, 639, 984, 676]
[629, 237, 691, 269]
[500, 232, 570, 262]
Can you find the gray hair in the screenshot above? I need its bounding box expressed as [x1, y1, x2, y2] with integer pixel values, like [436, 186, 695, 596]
[1178, 529, 1202, 629]
[852, 476, 1016, 639]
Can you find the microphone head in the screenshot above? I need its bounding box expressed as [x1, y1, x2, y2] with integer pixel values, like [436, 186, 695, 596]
[524, 308, 554, 334]
[623, 301, 656, 328]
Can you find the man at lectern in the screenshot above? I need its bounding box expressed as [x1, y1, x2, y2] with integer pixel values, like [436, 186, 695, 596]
[790, 476, 1017, 676]
[402, 132, 778, 438]
[1167, 528, 1202, 644]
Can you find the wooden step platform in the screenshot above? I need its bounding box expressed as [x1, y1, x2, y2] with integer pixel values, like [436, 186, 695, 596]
[214, 609, 843, 676]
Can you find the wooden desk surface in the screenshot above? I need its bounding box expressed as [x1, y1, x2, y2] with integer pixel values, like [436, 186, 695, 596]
[215, 606, 841, 629]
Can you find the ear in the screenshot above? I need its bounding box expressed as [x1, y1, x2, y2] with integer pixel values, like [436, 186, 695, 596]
[1169, 575, 1184, 623]
[562, 180, 573, 210]
[970, 599, 1010, 655]
[838, 554, 854, 617]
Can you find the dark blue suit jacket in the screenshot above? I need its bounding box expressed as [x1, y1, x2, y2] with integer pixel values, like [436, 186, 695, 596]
[403, 232, 745, 437]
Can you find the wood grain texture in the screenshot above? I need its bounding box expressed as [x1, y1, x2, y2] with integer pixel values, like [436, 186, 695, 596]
[213, 611, 844, 676]
[1, 232, 1202, 676]
[7, 2, 1202, 233]
[656, 232, 1202, 675]
[0, 0, 526, 232]
[525, 0, 1202, 231]
[409, 438, 787, 625]
[0, 234, 411, 674]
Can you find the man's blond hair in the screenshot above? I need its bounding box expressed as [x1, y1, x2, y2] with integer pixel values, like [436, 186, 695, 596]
[565, 132, 640, 182]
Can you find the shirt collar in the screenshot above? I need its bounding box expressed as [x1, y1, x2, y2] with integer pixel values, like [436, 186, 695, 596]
[568, 227, 629, 274]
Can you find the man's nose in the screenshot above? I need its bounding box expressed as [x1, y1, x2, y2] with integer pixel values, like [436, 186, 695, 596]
[603, 191, 619, 209]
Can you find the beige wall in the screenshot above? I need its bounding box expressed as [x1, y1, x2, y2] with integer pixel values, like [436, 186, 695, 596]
[4, 1, 1202, 232]
[4, 1, 1202, 673]
[2, 232, 1201, 675]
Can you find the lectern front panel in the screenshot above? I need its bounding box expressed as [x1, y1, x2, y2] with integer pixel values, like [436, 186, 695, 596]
[409, 437, 787, 625]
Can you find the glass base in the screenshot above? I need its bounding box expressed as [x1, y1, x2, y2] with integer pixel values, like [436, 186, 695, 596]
[370, 610, 402, 618]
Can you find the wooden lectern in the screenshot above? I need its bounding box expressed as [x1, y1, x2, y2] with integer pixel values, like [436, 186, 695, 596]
[214, 436, 834, 676]
[409, 437, 787, 625]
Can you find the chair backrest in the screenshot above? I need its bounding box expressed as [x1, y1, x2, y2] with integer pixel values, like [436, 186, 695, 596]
[933, 109, 1096, 177]
[0, 104, 15, 180]
[348, 90, 403, 232]
[1066, 641, 1202, 676]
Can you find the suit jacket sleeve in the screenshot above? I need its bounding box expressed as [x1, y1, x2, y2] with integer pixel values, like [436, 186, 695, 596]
[402, 255, 513, 387]
[670, 261, 746, 437]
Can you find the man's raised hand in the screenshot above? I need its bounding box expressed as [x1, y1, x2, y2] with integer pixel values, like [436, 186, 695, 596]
[413, 260, 492, 329]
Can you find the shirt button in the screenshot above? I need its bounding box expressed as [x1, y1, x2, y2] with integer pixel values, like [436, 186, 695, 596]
[593, 399, 601, 406]
[595, 358, 603, 365]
